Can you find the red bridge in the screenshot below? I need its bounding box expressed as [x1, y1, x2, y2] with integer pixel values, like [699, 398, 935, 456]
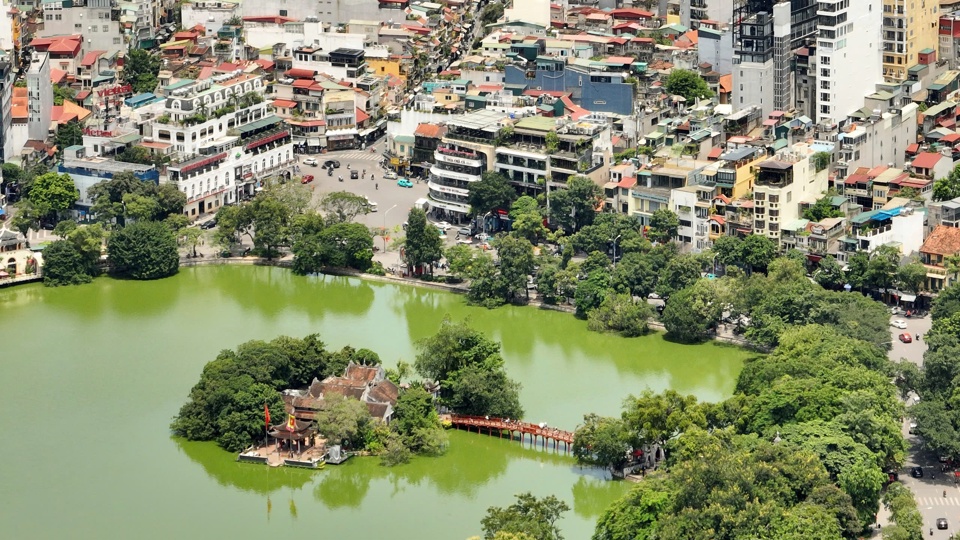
[447, 415, 574, 452]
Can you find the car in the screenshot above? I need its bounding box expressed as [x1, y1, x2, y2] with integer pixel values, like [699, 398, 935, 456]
[911, 466, 923, 478]
[200, 219, 217, 230]
[384, 171, 398, 180]
[350, 170, 359, 179]
[365, 198, 378, 212]
[938, 518, 949, 530]
[909, 422, 918, 434]
[899, 332, 913, 343]
[398, 178, 413, 188]
[476, 233, 491, 242]
[891, 319, 908, 329]
[303, 157, 318, 166]
[435, 221, 452, 231]
[457, 227, 472, 236]
[300, 174, 314, 184]
[324, 160, 340, 169]
[456, 239, 473, 245]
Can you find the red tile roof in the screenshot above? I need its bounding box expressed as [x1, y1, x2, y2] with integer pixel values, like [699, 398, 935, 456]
[709, 215, 725, 225]
[912, 151, 943, 169]
[707, 147, 722, 159]
[273, 99, 297, 108]
[844, 174, 870, 185]
[414, 123, 443, 138]
[355, 108, 370, 123]
[292, 79, 314, 88]
[50, 69, 67, 84]
[906, 143, 920, 153]
[943, 133, 960, 144]
[286, 68, 316, 79]
[254, 59, 275, 71]
[921, 225, 960, 256]
[617, 176, 637, 189]
[242, 15, 296, 24]
[80, 50, 105, 67]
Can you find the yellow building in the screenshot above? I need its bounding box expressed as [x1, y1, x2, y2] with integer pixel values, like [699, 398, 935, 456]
[367, 56, 406, 84]
[883, 0, 939, 81]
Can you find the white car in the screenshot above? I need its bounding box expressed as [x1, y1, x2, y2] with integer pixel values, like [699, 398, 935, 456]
[383, 171, 398, 180]
[891, 319, 907, 329]
[434, 221, 452, 231]
[302, 157, 318, 166]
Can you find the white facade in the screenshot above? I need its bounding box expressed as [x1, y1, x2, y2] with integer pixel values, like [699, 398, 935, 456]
[504, 0, 550, 27]
[834, 103, 918, 178]
[26, 52, 52, 142]
[242, 0, 397, 26]
[733, 60, 774, 118]
[244, 21, 365, 53]
[40, 0, 123, 54]
[181, 0, 239, 38]
[670, 185, 711, 252]
[855, 208, 924, 254]
[698, 26, 733, 75]
[0, 59, 11, 163]
[753, 142, 830, 243]
[0, 0, 14, 53]
[815, 0, 882, 124]
[428, 143, 485, 216]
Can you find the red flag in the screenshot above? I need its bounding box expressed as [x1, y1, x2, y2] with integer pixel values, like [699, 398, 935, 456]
[264, 404, 271, 429]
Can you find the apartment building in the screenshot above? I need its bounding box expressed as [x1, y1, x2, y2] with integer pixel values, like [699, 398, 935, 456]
[883, 0, 939, 82]
[920, 224, 960, 291]
[0, 59, 11, 163]
[26, 52, 52, 143]
[831, 103, 918, 178]
[670, 183, 715, 251]
[40, 0, 123, 54]
[429, 110, 505, 218]
[732, 1, 792, 118]
[291, 47, 368, 85]
[815, 0, 883, 124]
[751, 142, 830, 243]
[629, 156, 710, 226]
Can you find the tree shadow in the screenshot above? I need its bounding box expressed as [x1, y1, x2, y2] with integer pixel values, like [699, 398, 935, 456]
[175, 438, 316, 495]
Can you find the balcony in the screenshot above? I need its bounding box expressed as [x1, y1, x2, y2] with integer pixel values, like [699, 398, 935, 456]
[428, 180, 470, 197]
[430, 165, 479, 183]
[243, 129, 291, 153]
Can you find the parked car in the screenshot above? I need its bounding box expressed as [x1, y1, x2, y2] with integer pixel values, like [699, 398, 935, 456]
[200, 219, 217, 230]
[911, 466, 923, 478]
[350, 170, 359, 179]
[457, 227, 472, 236]
[303, 157, 318, 166]
[938, 518, 948, 530]
[435, 221, 452, 231]
[300, 175, 314, 184]
[909, 422, 918, 434]
[891, 319, 907, 329]
[899, 333, 913, 343]
[398, 178, 413, 188]
[324, 160, 340, 169]
[384, 171, 398, 180]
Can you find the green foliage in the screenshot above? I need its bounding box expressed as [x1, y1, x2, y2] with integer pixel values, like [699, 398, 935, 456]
[815, 256, 846, 290]
[934, 162, 960, 201]
[315, 393, 372, 449]
[28, 172, 79, 218]
[404, 208, 444, 271]
[662, 69, 714, 102]
[655, 253, 701, 298]
[882, 483, 923, 540]
[896, 258, 927, 294]
[52, 84, 75, 106]
[548, 176, 601, 232]
[481, 493, 570, 540]
[469, 171, 517, 216]
[479, 2, 504, 25]
[392, 386, 448, 455]
[319, 191, 370, 224]
[88, 172, 186, 223]
[592, 481, 670, 540]
[661, 279, 726, 342]
[291, 221, 374, 274]
[124, 49, 162, 93]
[573, 413, 632, 469]
[803, 195, 844, 221]
[647, 208, 678, 243]
[587, 292, 653, 337]
[54, 120, 84, 152]
[812, 152, 833, 173]
[107, 220, 179, 280]
[42, 239, 93, 286]
[414, 318, 524, 418]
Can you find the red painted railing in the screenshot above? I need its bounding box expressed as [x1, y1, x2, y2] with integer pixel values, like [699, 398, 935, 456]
[449, 414, 574, 445]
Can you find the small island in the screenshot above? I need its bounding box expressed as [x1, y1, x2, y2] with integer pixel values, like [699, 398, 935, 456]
[172, 318, 526, 467]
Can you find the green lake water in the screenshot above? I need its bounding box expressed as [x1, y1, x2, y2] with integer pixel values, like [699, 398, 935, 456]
[0, 266, 750, 539]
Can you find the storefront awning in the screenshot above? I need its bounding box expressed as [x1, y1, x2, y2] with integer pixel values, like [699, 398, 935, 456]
[307, 137, 321, 146]
[900, 293, 917, 302]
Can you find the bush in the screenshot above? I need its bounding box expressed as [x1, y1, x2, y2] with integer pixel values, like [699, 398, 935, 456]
[587, 293, 652, 337]
[42, 239, 93, 287]
[107, 221, 179, 280]
[366, 261, 386, 276]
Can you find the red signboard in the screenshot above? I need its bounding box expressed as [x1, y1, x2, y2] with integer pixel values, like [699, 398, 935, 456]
[83, 128, 115, 138]
[96, 84, 133, 98]
[177, 152, 227, 174]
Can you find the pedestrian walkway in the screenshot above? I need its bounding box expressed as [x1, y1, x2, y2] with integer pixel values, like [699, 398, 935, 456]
[323, 150, 381, 162]
[916, 497, 960, 506]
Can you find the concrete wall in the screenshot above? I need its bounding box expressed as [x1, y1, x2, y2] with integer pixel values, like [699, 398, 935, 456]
[503, 65, 633, 115]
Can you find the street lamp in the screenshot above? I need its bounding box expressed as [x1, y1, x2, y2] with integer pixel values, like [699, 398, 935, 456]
[383, 204, 398, 251]
[611, 234, 621, 268]
[482, 211, 493, 235]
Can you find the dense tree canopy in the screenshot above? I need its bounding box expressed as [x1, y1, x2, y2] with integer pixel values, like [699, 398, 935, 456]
[662, 69, 714, 102]
[27, 172, 78, 219]
[107, 220, 179, 280]
[469, 172, 517, 216]
[404, 208, 444, 272]
[124, 49, 162, 93]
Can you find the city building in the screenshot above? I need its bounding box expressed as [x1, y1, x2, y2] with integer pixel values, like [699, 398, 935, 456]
[0, 59, 12, 163]
[815, 0, 883, 124]
[751, 142, 830, 243]
[503, 57, 635, 116]
[883, 0, 939, 82]
[732, 1, 792, 118]
[59, 145, 158, 210]
[26, 52, 52, 143]
[843, 202, 923, 255]
[180, 0, 239, 39]
[920, 224, 960, 292]
[831, 104, 919, 179]
[430, 110, 506, 218]
[670, 183, 715, 251]
[39, 0, 123, 55]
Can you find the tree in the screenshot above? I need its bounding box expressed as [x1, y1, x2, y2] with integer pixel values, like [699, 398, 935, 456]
[545, 131, 560, 154]
[621, 390, 705, 449]
[249, 195, 290, 259]
[320, 191, 370, 224]
[803, 195, 843, 221]
[122, 193, 160, 222]
[116, 145, 154, 165]
[52, 84, 76, 106]
[469, 171, 517, 216]
[815, 256, 846, 290]
[711, 235, 743, 268]
[414, 318, 503, 384]
[54, 120, 84, 151]
[655, 254, 701, 298]
[647, 208, 678, 244]
[573, 414, 632, 470]
[28, 172, 78, 219]
[42, 239, 93, 286]
[934, 163, 960, 201]
[154, 183, 187, 218]
[123, 48, 162, 93]
[740, 234, 777, 273]
[315, 393, 372, 450]
[592, 481, 671, 540]
[897, 258, 927, 294]
[812, 151, 833, 173]
[107, 221, 179, 280]
[403, 208, 443, 272]
[10, 200, 39, 243]
[392, 386, 448, 455]
[549, 176, 601, 232]
[495, 235, 536, 302]
[663, 69, 714, 102]
[587, 293, 653, 337]
[610, 252, 657, 298]
[481, 493, 570, 540]
[445, 363, 525, 418]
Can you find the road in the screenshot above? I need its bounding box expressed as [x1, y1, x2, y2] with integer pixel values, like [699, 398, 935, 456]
[880, 312, 948, 536]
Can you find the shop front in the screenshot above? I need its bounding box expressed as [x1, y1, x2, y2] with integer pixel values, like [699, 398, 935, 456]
[326, 129, 358, 151]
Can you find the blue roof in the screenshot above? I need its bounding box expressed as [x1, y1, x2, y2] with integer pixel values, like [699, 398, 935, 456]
[852, 206, 901, 224]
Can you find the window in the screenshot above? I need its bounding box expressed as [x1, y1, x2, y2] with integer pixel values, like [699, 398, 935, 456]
[102, 25, 108, 32]
[75, 24, 82, 29]
[91, 25, 97, 32]
[114, 37, 121, 45]
[55, 14, 61, 20]
[279, 9, 288, 15]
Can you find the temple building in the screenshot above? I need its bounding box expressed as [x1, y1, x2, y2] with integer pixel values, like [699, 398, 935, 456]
[282, 362, 400, 423]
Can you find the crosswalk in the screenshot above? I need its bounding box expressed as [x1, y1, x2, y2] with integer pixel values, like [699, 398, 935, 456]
[917, 496, 960, 506]
[321, 150, 382, 161]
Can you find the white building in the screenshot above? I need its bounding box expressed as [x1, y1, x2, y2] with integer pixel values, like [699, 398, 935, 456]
[504, 0, 550, 28]
[849, 203, 924, 255]
[752, 142, 830, 244]
[733, 3, 791, 118]
[26, 52, 52, 142]
[428, 142, 485, 217]
[832, 103, 919, 179]
[670, 184, 714, 252]
[242, 0, 396, 26]
[244, 20, 365, 53]
[0, 0, 16, 53]
[181, 0, 240, 39]
[815, 0, 882, 124]
[0, 59, 12, 163]
[40, 0, 123, 54]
